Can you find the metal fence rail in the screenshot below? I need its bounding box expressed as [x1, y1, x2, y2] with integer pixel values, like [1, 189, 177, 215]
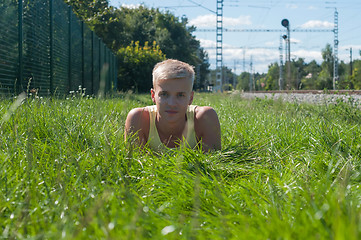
[0, 0, 117, 96]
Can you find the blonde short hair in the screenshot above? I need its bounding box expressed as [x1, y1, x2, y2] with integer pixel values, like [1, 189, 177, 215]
[152, 59, 194, 87]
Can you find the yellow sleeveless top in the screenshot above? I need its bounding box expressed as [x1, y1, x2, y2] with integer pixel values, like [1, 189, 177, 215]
[147, 105, 198, 150]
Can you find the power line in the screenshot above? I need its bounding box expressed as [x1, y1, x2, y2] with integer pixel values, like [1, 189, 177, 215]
[159, 5, 203, 9]
[185, 0, 216, 14]
[196, 28, 334, 32]
[203, 46, 279, 49]
[248, 5, 270, 9]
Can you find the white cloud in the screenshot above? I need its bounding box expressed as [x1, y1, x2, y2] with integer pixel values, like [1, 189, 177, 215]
[308, 5, 318, 10]
[339, 45, 361, 51]
[200, 40, 280, 73]
[265, 41, 277, 47]
[291, 38, 302, 44]
[300, 20, 334, 29]
[199, 39, 217, 48]
[339, 45, 361, 61]
[286, 4, 298, 9]
[293, 49, 322, 62]
[189, 15, 214, 28]
[121, 4, 141, 9]
[224, 15, 252, 27]
[189, 14, 251, 28]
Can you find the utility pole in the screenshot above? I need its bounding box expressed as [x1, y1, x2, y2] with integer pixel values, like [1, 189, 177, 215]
[333, 8, 339, 90]
[249, 56, 253, 92]
[279, 35, 283, 90]
[242, 47, 246, 72]
[281, 19, 291, 89]
[350, 47, 353, 76]
[215, 0, 223, 92]
[233, 60, 237, 89]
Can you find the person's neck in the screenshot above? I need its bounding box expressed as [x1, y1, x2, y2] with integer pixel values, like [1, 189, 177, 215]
[156, 115, 187, 138]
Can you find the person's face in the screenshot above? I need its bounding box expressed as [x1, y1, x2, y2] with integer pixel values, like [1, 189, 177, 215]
[151, 78, 194, 123]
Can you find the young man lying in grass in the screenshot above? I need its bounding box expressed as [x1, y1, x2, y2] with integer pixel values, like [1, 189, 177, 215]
[125, 59, 221, 152]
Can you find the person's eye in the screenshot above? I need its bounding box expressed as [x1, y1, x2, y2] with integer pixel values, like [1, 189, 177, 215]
[177, 93, 185, 97]
[159, 92, 168, 97]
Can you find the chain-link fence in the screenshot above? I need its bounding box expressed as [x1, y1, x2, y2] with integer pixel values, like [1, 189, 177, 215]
[0, 0, 117, 96]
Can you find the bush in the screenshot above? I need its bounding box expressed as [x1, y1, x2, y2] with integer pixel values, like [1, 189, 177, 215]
[117, 41, 166, 92]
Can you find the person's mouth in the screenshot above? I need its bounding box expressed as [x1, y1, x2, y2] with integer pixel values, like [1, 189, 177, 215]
[165, 110, 178, 114]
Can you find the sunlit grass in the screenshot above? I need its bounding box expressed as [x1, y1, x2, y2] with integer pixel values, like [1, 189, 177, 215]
[1, 92, 361, 239]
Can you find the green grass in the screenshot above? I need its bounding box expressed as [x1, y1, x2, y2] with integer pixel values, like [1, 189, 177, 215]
[1, 92, 361, 239]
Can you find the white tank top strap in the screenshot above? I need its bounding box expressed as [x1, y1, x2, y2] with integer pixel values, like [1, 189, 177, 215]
[146, 105, 166, 150]
[185, 105, 197, 148]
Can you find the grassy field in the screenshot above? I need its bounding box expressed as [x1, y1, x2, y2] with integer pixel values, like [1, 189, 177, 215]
[1, 92, 361, 239]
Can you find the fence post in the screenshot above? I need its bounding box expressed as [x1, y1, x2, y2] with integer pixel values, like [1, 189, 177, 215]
[113, 56, 116, 91]
[107, 50, 110, 92]
[91, 31, 94, 95]
[104, 44, 109, 94]
[49, 0, 54, 95]
[114, 55, 117, 91]
[18, 0, 23, 94]
[109, 54, 112, 91]
[98, 37, 101, 92]
[81, 21, 84, 90]
[68, 5, 72, 92]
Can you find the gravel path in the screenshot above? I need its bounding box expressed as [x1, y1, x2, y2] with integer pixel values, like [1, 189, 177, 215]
[238, 91, 361, 105]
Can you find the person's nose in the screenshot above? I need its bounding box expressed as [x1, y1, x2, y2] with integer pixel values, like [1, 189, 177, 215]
[167, 95, 176, 106]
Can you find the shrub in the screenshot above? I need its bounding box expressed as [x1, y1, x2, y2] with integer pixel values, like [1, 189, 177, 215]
[117, 41, 166, 92]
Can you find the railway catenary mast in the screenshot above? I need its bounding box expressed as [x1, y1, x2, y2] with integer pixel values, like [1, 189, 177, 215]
[279, 35, 284, 90]
[197, 7, 338, 91]
[215, 0, 223, 92]
[333, 9, 339, 90]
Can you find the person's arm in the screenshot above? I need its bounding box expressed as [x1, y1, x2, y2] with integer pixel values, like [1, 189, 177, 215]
[124, 107, 148, 146]
[195, 106, 221, 152]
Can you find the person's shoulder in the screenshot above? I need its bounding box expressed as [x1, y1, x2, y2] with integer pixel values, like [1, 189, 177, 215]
[125, 107, 150, 141]
[194, 105, 220, 130]
[127, 107, 149, 118]
[193, 105, 221, 151]
[125, 107, 150, 128]
[194, 105, 218, 120]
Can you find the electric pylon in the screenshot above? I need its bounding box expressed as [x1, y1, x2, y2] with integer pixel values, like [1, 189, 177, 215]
[215, 0, 223, 92]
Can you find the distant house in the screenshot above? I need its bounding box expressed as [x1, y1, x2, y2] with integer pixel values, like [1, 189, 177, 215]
[305, 73, 313, 79]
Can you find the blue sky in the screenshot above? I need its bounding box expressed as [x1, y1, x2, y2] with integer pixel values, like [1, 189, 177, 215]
[109, 0, 361, 74]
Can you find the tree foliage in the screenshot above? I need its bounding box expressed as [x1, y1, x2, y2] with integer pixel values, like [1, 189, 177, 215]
[236, 72, 251, 91]
[64, 1, 209, 92]
[116, 41, 166, 92]
[264, 63, 279, 90]
[62, 2, 361, 91]
[248, 43, 361, 91]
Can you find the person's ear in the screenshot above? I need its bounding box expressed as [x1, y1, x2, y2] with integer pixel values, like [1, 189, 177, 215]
[188, 91, 194, 105]
[151, 88, 156, 104]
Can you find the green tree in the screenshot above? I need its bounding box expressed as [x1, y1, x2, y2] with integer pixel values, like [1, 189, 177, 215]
[253, 73, 267, 91]
[64, 0, 112, 25]
[301, 60, 321, 89]
[64, 3, 209, 91]
[349, 60, 361, 89]
[117, 41, 166, 92]
[194, 48, 210, 90]
[265, 63, 279, 90]
[318, 43, 333, 89]
[337, 61, 350, 89]
[111, 7, 204, 76]
[236, 72, 251, 91]
[208, 67, 234, 91]
[292, 58, 306, 89]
